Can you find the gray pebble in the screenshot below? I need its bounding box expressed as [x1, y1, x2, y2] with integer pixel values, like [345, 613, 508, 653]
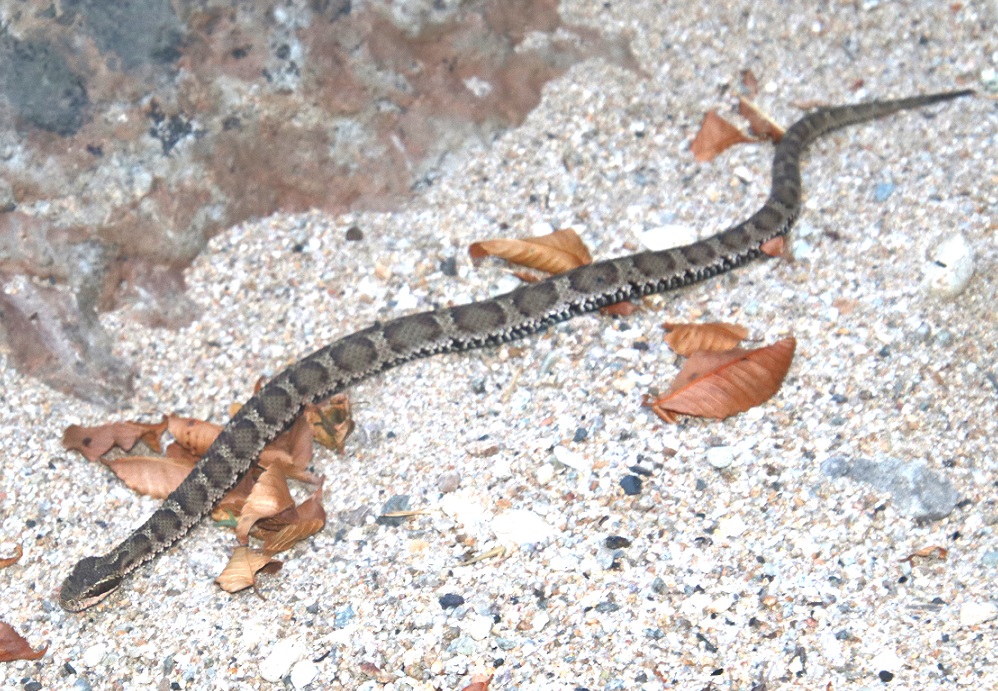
[820, 456, 959, 521]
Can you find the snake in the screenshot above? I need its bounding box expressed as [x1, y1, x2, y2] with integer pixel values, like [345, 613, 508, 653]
[59, 89, 972, 611]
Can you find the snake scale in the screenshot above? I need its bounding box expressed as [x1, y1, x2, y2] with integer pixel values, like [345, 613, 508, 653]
[60, 89, 972, 611]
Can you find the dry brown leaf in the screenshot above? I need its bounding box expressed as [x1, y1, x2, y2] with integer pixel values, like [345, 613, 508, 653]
[739, 97, 785, 141]
[306, 395, 355, 453]
[215, 547, 282, 594]
[601, 301, 640, 317]
[62, 417, 168, 462]
[259, 480, 327, 554]
[213, 470, 261, 521]
[742, 69, 759, 98]
[461, 675, 494, 691]
[167, 415, 223, 456]
[648, 337, 796, 422]
[259, 413, 319, 483]
[235, 465, 295, 543]
[760, 235, 787, 258]
[901, 545, 949, 565]
[0, 621, 47, 662]
[690, 110, 756, 162]
[662, 322, 750, 356]
[0, 544, 22, 569]
[469, 228, 592, 275]
[101, 444, 198, 499]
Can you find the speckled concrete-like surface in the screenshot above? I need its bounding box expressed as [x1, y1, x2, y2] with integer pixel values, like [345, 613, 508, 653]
[2, 1, 996, 689]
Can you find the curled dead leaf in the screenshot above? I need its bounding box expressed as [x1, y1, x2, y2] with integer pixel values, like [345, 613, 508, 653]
[469, 228, 592, 275]
[101, 444, 198, 499]
[260, 413, 319, 483]
[213, 470, 261, 522]
[306, 395, 355, 454]
[759, 235, 787, 258]
[0, 544, 23, 569]
[235, 465, 295, 543]
[662, 322, 749, 356]
[62, 417, 168, 462]
[901, 545, 948, 565]
[168, 415, 223, 456]
[215, 547, 282, 595]
[461, 675, 494, 691]
[738, 97, 785, 141]
[648, 337, 796, 422]
[601, 301, 640, 317]
[690, 110, 756, 162]
[0, 621, 47, 662]
[258, 479, 327, 554]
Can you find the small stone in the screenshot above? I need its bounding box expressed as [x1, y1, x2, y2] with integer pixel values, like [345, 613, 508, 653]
[439, 593, 465, 609]
[290, 659, 320, 689]
[260, 638, 308, 683]
[491, 509, 556, 546]
[604, 535, 632, 549]
[706, 446, 736, 469]
[552, 445, 589, 472]
[376, 494, 411, 526]
[437, 471, 461, 493]
[732, 165, 754, 183]
[959, 601, 998, 627]
[873, 181, 895, 202]
[82, 643, 107, 668]
[464, 614, 494, 641]
[820, 456, 958, 521]
[535, 463, 555, 486]
[334, 604, 355, 628]
[531, 611, 550, 632]
[638, 224, 698, 251]
[923, 233, 975, 299]
[620, 475, 642, 495]
[717, 515, 747, 538]
[870, 649, 903, 673]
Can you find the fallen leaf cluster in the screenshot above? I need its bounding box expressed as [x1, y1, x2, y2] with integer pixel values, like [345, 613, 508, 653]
[62, 392, 353, 598]
[649, 324, 796, 423]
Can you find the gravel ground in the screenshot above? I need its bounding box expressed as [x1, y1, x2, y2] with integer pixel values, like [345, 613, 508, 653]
[2, 2, 996, 689]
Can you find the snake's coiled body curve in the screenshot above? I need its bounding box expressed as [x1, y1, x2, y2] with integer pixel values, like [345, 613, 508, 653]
[59, 90, 972, 611]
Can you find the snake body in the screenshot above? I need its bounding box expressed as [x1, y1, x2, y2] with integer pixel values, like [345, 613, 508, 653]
[59, 90, 971, 611]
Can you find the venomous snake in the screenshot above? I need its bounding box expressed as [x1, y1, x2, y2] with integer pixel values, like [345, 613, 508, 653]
[60, 89, 972, 611]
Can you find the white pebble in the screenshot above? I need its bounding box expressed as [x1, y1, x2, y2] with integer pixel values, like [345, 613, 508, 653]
[638, 224, 698, 251]
[923, 233, 975, 298]
[960, 601, 998, 627]
[260, 637, 309, 682]
[535, 463, 555, 486]
[491, 509, 556, 547]
[732, 165, 754, 183]
[717, 515, 747, 538]
[870, 649, 904, 673]
[531, 610, 550, 632]
[552, 445, 589, 472]
[706, 446, 736, 469]
[290, 659, 320, 689]
[464, 614, 495, 641]
[82, 643, 107, 667]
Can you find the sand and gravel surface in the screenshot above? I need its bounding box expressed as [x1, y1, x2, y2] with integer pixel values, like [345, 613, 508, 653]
[2, 2, 996, 689]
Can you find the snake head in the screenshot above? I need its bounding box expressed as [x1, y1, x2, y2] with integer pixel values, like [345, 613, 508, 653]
[59, 556, 123, 612]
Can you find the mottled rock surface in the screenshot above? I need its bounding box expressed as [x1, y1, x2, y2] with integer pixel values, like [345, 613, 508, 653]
[0, 0, 639, 405]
